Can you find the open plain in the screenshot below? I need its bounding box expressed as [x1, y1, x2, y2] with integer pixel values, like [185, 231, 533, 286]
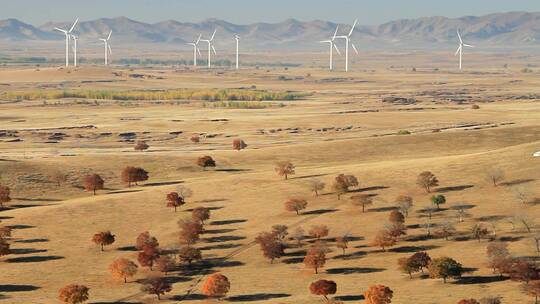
[1, 52, 540, 304]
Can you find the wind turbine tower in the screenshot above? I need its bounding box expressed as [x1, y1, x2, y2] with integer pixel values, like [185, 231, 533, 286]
[99, 31, 113, 65]
[187, 35, 202, 67]
[455, 30, 474, 70]
[71, 34, 78, 67]
[54, 18, 78, 67]
[201, 29, 217, 68]
[320, 25, 341, 70]
[335, 19, 359, 72]
[234, 35, 240, 70]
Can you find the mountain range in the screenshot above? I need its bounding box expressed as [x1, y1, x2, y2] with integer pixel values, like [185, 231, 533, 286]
[1, 11, 539, 50]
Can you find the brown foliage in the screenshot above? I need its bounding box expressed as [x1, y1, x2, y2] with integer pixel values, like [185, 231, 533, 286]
[304, 245, 327, 274]
[389, 210, 405, 225]
[310, 280, 337, 300]
[197, 155, 216, 169]
[190, 135, 200, 143]
[135, 231, 159, 251]
[471, 224, 491, 242]
[275, 161, 295, 180]
[134, 141, 149, 151]
[284, 198, 308, 215]
[371, 229, 396, 251]
[121, 166, 149, 187]
[416, 171, 439, 193]
[309, 225, 329, 240]
[178, 246, 202, 265]
[50, 171, 68, 187]
[271, 225, 289, 240]
[395, 195, 413, 216]
[166, 192, 185, 212]
[364, 285, 393, 304]
[232, 139, 248, 150]
[508, 258, 540, 283]
[0, 237, 10, 257]
[178, 219, 202, 245]
[522, 280, 540, 303]
[201, 273, 230, 298]
[351, 194, 373, 212]
[192, 207, 211, 224]
[82, 174, 104, 195]
[434, 221, 456, 240]
[91, 231, 115, 251]
[386, 223, 407, 239]
[0, 226, 11, 238]
[141, 277, 172, 300]
[332, 174, 358, 199]
[308, 179, 325, 196]
[0, 184, 11, 208]
[335, 236, 349, 255]
[255, 232, 284, 263]
[109, 258, 138, 283]
[155, 255, 176, 274]
[138, 245, 160, 270]
[58, 284, 90, 304]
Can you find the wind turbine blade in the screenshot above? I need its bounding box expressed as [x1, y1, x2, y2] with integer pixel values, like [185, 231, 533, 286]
[107, 30, 112, 40]
[210, 29, 216, 41]
[333, 25, 339, 39]
[55, 27, 67, 33]
[351, 43, 359, 54]
[348, 19, 358, 36]
[457, 30, 463, 44]
[333, 44, 341, 55]
[196, 47, 201, 56]
[463, 44, 474, 48]
[454, 46, 462, 56]
[212, 45, 217, 55]
[320, 40, 331, 43]
[196, 34, 201, 44]
[69, 18, 79, 33]
[108, 44, 112, 55]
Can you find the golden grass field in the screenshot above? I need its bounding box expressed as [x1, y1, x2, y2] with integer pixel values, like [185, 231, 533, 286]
[1, 53, 540, 303]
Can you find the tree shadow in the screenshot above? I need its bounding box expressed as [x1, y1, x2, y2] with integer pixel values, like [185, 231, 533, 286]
[350, 186, 390, 193]
[10, 248, 48, 255]
[290, 174, 328, 180]
[499, 236, 524, 242]
[405, 235, 432, 242]
[143, 180, 184, 187]
[210, 219, 247, 226]
[326, 267, 385, 275]
[203, 235, 246, 243]
[6, 255, 64, 263]
[476, 215, 507, 222]
[0, 216, 13, 220]
[14, 238, 49, 243]
[501, 179, 535, 187]
[436, 185, 474, 193]
[199, 243, 242, 251]
[283, 250, 306, 257]
[335, 295, 365, 301]
[389, 245, 439, 253]
[302, 209, 338, 216]
[454, 276, 508, 285]
[106, 189, 142, 195]
[117, 246, 138, 252]
[227, 293, 291, 302]
[12, 197, 61, 202]
[215, 168, 252, 173]
[0, 284, 40, 292]
[368, 206, 398, 213]
[202, 258, 244, 268]
[171, 294, 207, 301]
[334, 250, 367, 260]
[6, 224, 35, 230]
[449, 204, 476, 210]
[282, 257, 304, 264]
[185, 206, 223, 212]
[196, 199, 229, 203]
[203, 228, 237, 235]
[91, 302, 142, 304]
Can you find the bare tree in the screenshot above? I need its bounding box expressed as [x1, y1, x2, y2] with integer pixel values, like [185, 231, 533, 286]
[284, 198, 308, 215]
[486, 169, 505, 187]
[417, 171, 439, 193]
[434, 221, 456, 240]
[275, 161, 295, 180]
[351, 194, 373, 212]
[50, 171, 68, 187]
[308, 179, 325, 196]
[396, 195, 413, 217]
[0, 185, 11, 208]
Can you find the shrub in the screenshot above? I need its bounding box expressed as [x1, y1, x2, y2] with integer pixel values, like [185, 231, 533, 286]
[389, 210, 405, 225]
[284, 198, 308, 215]
[134, 141, 149, 151]
[471, 104, 480, 110]
[109, 258, 138, 283]
[310, 280, 337, 301]
[83, 174, 104, 195]
[58, 284, 90, 304]
[232, 139, 248, 150]
[0, 185, 11, 208]
[202, 273, 230, 298]
[197, 156, 216, 169]
[91, 231, 115, 251]
[190, 135, 200, 143]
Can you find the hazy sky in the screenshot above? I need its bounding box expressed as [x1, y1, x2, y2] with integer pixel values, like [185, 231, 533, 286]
[3, 0, 540, 25]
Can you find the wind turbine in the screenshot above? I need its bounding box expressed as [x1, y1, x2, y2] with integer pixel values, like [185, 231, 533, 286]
[54, 18, 78, 67]
[187, 35, 202, 67]
[70, 34, 78, 67]
[455, 30, 474, 70]
[99, 31, 112, 65]
[320, 25, 341, 70]
[200, 29, 217, 68]
[335, 19, 359, 72]
[234, 34, 240, 70]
